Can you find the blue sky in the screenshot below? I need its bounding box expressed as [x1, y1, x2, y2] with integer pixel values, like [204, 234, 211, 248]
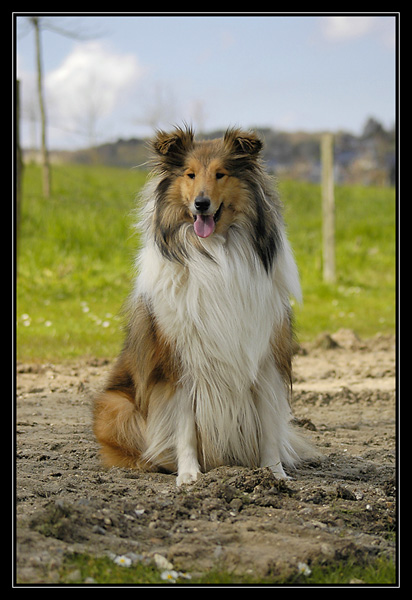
[15, 14, 397, 150]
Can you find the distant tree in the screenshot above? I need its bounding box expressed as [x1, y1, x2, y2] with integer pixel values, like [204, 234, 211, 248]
[362, 117, 386, 139]
[133, 82, 178, 132]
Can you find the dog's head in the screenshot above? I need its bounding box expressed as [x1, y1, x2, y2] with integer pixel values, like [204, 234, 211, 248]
[152, 126, 263, 239]
[150, 126, 280, 271]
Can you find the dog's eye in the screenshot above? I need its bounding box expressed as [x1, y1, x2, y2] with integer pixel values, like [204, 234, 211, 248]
[186, 173, 196, 179]
[216, 172, 225, 180]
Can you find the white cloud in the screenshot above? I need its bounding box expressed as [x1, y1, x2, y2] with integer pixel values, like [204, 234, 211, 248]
[320, 15, 395, 47]
[322, 16, 375, 41]
[45, 41, 144, 139]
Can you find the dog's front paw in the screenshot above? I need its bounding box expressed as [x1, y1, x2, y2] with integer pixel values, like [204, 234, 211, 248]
[262, 461, 292, 480]
[176, 469, 200, 486]
[271, 469, 292, 481]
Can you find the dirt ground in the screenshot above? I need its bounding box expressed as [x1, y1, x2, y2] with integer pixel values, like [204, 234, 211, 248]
[15, 329, 397, 584]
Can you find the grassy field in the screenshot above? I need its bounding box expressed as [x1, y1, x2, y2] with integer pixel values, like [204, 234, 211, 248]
[56, 552, 396, 585]
[16, 164, 396, 362]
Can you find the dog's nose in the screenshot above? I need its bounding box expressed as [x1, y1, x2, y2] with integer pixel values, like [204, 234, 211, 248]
[194, 196, 211, 213]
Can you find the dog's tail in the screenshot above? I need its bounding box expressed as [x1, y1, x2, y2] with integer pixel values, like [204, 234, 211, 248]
[281, 420, 321, 470]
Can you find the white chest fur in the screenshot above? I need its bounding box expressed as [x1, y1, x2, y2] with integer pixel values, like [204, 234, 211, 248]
[137, 231, 283, 383]
[135, 228, 299, 468]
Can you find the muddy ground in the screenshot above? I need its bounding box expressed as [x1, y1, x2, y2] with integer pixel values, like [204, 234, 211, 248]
[15, 329, 397, 584]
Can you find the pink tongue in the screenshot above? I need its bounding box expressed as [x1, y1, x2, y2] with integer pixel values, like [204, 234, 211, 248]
[194, 215, 215, 238]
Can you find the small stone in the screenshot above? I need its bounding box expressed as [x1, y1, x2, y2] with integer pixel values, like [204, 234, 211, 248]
[66, 569, 81, 582]
[153, 553, 173, 570]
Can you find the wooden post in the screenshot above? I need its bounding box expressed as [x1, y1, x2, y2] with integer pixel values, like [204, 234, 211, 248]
[16, 79, 23, 253]
[321, 133, 335, 283]
[32, 17, 51, 198]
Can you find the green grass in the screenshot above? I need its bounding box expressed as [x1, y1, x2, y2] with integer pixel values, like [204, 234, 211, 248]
[16, 164, 396, 361]
[279, 179, 396, 340]
[56, 552, 396, 585]
[16, 164, 146, 360]
[301, 555, 397, 585]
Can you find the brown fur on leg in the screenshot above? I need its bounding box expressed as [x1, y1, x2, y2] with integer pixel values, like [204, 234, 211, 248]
[93, 389, 152, 469]
[93, 297, 179, 470]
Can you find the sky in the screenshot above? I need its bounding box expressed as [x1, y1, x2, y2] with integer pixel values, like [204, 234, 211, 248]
[15, 13, 397, 150]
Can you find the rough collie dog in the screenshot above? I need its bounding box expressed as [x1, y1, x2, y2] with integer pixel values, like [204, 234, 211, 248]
[93, 126, 312, 485]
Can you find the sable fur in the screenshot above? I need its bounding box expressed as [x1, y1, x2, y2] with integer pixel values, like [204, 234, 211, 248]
[93, 126, 314, 484]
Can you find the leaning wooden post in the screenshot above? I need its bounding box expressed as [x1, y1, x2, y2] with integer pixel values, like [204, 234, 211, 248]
[321, 133, 335, 283]
[32, 16, 51, 198]
[16, 79, 23, 255]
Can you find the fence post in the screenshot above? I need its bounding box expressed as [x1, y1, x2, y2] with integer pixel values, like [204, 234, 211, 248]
[16, 79, 23, 253]
[321, 133, 335, 283]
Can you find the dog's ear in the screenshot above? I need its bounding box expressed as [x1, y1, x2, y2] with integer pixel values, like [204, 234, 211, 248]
[152, 126, 194, 169]
[223, 128, 263, 157]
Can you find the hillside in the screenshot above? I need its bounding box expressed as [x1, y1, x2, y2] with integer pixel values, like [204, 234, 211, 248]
[25, 118, 395, 187]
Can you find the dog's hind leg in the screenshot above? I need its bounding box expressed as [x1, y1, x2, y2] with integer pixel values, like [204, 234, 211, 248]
[93, 389, 151, 470]
[93, 353, 151, 470]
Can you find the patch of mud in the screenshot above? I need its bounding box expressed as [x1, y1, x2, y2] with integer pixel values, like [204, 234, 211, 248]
[15, 331, 397, 583]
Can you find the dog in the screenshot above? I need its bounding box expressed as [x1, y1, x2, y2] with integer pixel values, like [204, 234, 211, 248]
[93, 126, 313, 485]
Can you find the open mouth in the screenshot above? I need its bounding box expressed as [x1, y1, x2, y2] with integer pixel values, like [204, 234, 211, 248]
[193, 203, 223, 238]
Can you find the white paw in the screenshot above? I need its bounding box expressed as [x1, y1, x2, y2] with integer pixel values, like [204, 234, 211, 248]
[176, 470, 200, 486]
[272, 469, 292, 481]
[263, 462, 291, 480]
